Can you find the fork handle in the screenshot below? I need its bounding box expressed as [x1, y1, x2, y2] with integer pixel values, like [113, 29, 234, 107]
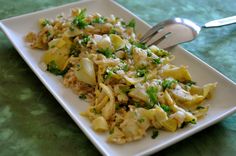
[203, 16, 236, 28]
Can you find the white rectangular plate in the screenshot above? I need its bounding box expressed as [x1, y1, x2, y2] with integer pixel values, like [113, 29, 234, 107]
[1, 0, 236, 155]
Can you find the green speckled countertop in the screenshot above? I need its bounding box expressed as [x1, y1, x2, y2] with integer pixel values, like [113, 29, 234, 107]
[0, 0, 236, 155]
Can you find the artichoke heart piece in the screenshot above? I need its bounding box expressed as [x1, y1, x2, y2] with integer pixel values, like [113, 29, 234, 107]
[110, 34, 125, 50]
[99, 83, 115, 120]
[124, 75, 143, 85]
[162, 118, 178, 132]
[171, 85, 205, 106]
[161, 66, 192, 82]
[92, 116, 109, 132]
[146, 107, 168, 129]
[128, 88, 149, 102]
[74, 58, 96, 85]
[43, 37, 72, 70]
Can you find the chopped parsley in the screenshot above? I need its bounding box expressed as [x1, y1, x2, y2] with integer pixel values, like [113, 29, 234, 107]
[120, 86, 130, 94]
[196, 106, 205, 110]
[126, 19, 136, 29]
[189, 119, 197, 124]
[146, 86, 158, 105]
[134, 102, 141, 108]
[69, 26, 75, 31]
[183, 80, 197, 86]
[153, 58, 161, 64]
[46, 31, 51, 37]
[109, 28, 119, 34]
[155, 49, 169, 57]
[104, 69, 113, 80]
[79, 94, 87, 100]
[91, 108, 100, 114]
[121, 46, 131, 56]
[72, 9, 88, 29]
[160, 104, 171, 113]
[136, 68, 147, 77]
[134, 42, 148, 49]
[92, 17, 107, 24]
[145, 103, 155, 109]
[121, 21, 127, 27]
[151, 130, 159, 139]
[57, 15, 63, 18]
[122, 64, 129, 72]
[97, 48, 113, 58]
[80, 35, 90, 46]
[147, 50, 152, 57]
[180, 122, 188, 128]
[41, 19, 51, 27]
[115, 103, 120, 110]
[109, 128, 114, 134]
[69, 45, 80, 57]
[162, 79, 177, 90]
[47, 60, 69, 76]
[138, 118, 145, 123]
[50, 45, 56, 48]
[180, 119, 197, 128]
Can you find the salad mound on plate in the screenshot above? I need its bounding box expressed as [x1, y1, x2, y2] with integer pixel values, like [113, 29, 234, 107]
[25, 8, 217, 144]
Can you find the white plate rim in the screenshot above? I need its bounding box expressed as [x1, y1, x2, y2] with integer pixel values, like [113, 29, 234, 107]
[1, 0, 236, 155]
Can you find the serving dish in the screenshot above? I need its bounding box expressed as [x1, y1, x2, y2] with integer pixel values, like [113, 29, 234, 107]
[1, 0, 236, 155]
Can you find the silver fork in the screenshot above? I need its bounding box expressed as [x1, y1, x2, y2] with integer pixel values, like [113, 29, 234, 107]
[140, 16, 236, 49]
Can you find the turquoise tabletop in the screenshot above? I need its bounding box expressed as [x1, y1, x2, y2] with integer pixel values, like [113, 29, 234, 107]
[0, 0, 236, 156]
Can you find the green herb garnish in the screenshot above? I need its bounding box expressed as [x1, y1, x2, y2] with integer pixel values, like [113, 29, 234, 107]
[181, 119, 197, 128]
[97, 48, 113, 58]
[41, 19, 50, 27]
[189, 119, 196, 124]
[69, 26, 75, 31]
[92, 17, 107, 24]
[121, 46, 131, 56]
[160, 104, 171, 113]
[162, 79, 177, 90]
[151, 130, 159, 139]
[136, 68, 147, 77]
[183, 80, 197, 86]
[121, 21, 126, 27]
[46, 31, 51, 37]
[72, 9, 88, 29]
[147, 50, 152, 57]
[79, 94, 87, 100]
[122, 64, 129, 72]
[155, 49, 169, 57]
[57, 15, 63, 18]
[126, 19, 136, 29]
[153, 58, 161, 64]
[92, 108, 99, 114]
[109, 28, 118, 34]
[138, 118, 145, 123]
[134, 102, 141, 108]
[134, 42, 148, 49]
[69, 45, 80, 57]
[145, 103, 155, 109]
[104, 69, 113, 80]
[120, 86, 130, 94]
[109, 128, 114, 134]
[146, 86, 158, 105]
[80, 35, 90, 46]
[196, 106, 205, 110]
[47, 60, 69, 76]
[180, 122, 188, 128]
[115, 103, 120, 110]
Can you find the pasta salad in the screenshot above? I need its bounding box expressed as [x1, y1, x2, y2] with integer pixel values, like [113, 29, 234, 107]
[25, 8, 217, 144]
